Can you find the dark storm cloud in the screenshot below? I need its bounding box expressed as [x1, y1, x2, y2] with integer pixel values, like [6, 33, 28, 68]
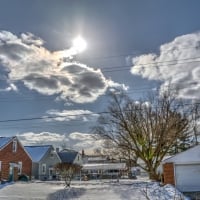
[24, 74, 59, 89]
[62, 64, 86, 74]
[78, 73, 106, 89]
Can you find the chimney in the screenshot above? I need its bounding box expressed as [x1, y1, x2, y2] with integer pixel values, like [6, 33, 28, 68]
[56, 147, 59, 152]
[82, 149, 85, 157]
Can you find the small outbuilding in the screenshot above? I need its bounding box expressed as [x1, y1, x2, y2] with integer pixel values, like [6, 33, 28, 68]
[162, 145, 200, 192]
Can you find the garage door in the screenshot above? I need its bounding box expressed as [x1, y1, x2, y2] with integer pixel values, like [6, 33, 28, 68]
[175, 164, 200, 192]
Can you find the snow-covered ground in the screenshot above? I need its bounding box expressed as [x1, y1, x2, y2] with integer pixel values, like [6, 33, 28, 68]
[0, 181, 62, 200]
[0, 178, 190, 200]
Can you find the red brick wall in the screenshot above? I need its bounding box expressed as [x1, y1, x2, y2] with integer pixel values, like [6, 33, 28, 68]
[163, 162, 175, 185]
[0, 139, 32, 181]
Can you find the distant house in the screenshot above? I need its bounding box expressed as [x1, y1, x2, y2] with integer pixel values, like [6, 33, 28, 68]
[57, 149, 83, 166]
[81, 154, 126, 179]
[0, 136, 32, 181]
[24, 145, 61, 180]
[86, 155, 109, 164]
[82, 162, 126, 179]
[162, 145, 200, 192]
[56, 149, 83, 181]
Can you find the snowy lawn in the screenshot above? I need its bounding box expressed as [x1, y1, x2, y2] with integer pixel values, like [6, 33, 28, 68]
[0, 181, 63, 200]
[48, 179, 189, 200]
[0, 178, 190, 200]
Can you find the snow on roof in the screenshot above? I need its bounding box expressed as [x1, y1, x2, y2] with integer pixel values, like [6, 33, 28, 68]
[24, 145, 52, 162]
[87, 156, 108, 161]
[82, 163, 126, 170]
[0, 137, 13, 149]
[163, 145, 200, 164]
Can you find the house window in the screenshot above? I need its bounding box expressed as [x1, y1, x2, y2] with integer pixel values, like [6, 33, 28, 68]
[12, 139, 17, 152]
[42, 164, 46, 174]
[18, 161, 22, 175]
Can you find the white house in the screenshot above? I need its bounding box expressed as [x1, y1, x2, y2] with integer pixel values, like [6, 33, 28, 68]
[24, 145, 61, 180]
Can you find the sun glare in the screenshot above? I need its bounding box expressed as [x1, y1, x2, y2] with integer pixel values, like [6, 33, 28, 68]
[72, 36, 87, 53]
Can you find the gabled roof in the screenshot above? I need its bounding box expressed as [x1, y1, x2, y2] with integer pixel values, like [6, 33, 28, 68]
[0, 137, 14, 149]
[24, 145, 53, 162]
[57, 149, 78, 164]
[163, 145, 200, 164]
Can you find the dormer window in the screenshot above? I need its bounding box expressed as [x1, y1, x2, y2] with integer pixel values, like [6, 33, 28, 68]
[12, 138, 17, 152]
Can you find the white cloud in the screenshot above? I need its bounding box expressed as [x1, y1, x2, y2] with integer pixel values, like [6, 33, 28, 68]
[17, 132, 67, 146]
[17, 131, 103, 153]
[0, 30, 126, 103]
[69, 132, 94, 141]
[69, 132, 104, 152]
[131, 32, 200, 100]
[45, 109, 99, 122]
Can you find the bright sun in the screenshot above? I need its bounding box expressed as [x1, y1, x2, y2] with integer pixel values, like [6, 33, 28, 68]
[72, 36, 87, 53]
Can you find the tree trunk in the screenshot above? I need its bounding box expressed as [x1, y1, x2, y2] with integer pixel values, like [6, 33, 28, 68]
[65, 175, 71, 187]
[148, 167, 160, 181]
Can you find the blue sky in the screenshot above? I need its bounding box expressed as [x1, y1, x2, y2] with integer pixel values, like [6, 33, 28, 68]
[0, 0, 200, 153]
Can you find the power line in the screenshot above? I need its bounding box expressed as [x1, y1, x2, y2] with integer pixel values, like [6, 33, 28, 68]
[0, 101, 199, 124]
[1, 54, 200, 81]
[0, 52, 200, 103]
[0, 119, 87, 130]
[101, 57, 200, 73]
[80, 45, 200, 61]
[0, 81, 197, 103]
[0, 112, 100, 123]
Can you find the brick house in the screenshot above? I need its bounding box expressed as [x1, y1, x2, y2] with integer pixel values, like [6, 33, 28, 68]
[0, 136, 32, 181]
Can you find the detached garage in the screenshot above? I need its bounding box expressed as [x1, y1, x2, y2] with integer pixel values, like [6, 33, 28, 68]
[163, 145, 200, 192]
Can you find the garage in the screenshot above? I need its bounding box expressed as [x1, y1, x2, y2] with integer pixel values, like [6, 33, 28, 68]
[162, 145, 200, 192]
[175, 164, 200, 192]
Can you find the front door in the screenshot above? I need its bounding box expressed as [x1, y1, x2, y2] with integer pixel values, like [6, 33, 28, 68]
[9, 164, 13, 182]
[49, 168, 53, 180]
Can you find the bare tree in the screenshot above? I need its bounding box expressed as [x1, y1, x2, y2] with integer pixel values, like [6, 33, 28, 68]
[94, 91, 190, 180]
[55, 163, 81, 187]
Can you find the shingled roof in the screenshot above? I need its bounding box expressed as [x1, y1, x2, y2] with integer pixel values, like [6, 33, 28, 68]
[24, 145, 53, 162]
[0, 137, 15, 149]
[57, 149, 78, 164]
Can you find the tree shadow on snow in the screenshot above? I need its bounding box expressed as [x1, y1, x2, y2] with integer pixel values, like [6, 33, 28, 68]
[112, 181, 150, 200]
[47, 187, 86, 200]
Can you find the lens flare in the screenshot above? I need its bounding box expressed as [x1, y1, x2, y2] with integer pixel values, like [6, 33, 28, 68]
[72, 36, 87, 53]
